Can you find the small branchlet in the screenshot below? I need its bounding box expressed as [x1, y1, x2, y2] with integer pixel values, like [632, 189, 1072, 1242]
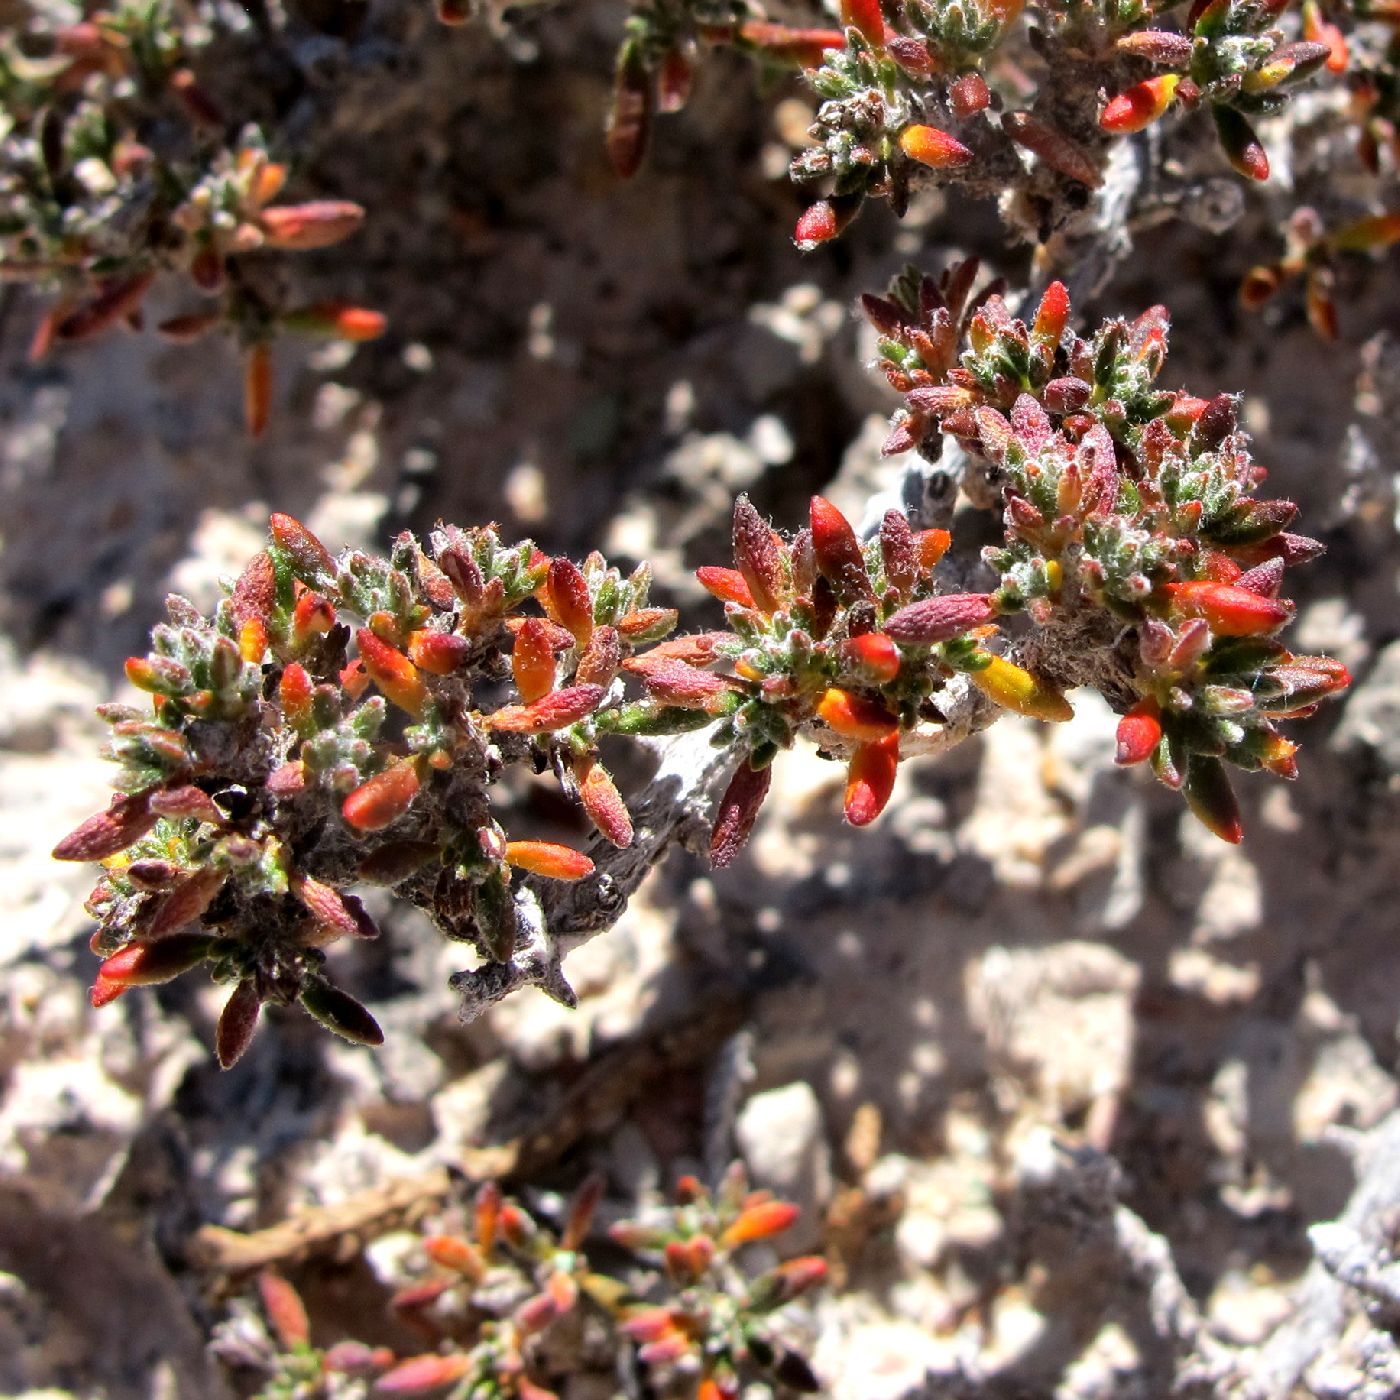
[783, 0, 1344, 241]
[1, 1, 382, 434]
[221, 1170, 824, 1399]
[58, 514, 668, 1062]
[869, 261, 1349, 843]
[585, 0, 1394, 248]
[53, 267, 1346, 1057]
[1241, 203, 1400, 340]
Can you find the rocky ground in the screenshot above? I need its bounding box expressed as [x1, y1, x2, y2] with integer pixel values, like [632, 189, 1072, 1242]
[2, 2, 1400, 1397]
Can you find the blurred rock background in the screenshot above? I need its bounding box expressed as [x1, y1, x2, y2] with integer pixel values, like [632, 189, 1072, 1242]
[2, 1, 1399, 1395]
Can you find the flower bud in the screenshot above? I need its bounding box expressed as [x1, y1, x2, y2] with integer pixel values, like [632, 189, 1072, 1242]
[342, 762, 421, 832]
[625, 656, 734, 711]
[279, 662, 314, 730]
[259, 1273, 310, 1349]
[579, 761, 634, 847]
[543, 557, 595, 645]
[1002, 111, 1103, 187]
[476, 1181, 502, 1255]
[1032, 281, 1071, 345]
[968, 654, 1074, 722]
[1101, 75, 1180, 134]
[739, 21, 846, 66]
[323, 1341, 395, 1376]
[950, 72, 991, 116]
[615, 607, 679, 641]
[1234, 557, 1286, 598]
[732, 496, 788, 614]
[1213, 105, 1269, 181]
[149, 785, 225, 823]
[259, 201, 365, 250]
[810, 496, 874, 604]
[720, 1199, 800, 1246]
[238, 617, 268, 663]
[817, 687, 899, 742]
[244, 342, 272, 438]
[1242, 41, 1330, 94]
[607, 42, 653, 180]
[1330, 211, 1400, 257]
[696, 566, 756, 608]
[357, 629, 429, 717]
[512, 617, 562, 702]
[1263, 657, 1351, 711]
[406, 628, 471, 676]
[291, 591, 336, 648]
[888, 34, 936, 76]
[562, 1172, 606, 1250]
[515, 1290, 560, 1337]
[1302, 0, 1348, 72]
[376, 1355, 472, 1394]
[504, 840, 595, 881]
[216, 979, 261, 1068]
[54, 789, 159, 861]
[748, 1254, 829, 1309]
[1163, 581, 1291, 637]
[905, 385, 974, 415]
[99, 934, 215, 986]
[53, 274, 155, 343]
[879, 510, 919, 601]
[280, 302, 386, 341]
[147, 867, 226, 938]
[269, 513, 336, 581]
[423, 1234, 486, 1278]
[576, 625, 622, 688]
[1234, 728, 1299, 778]
[623, 1308, 684, 1343]
[899, 124, 974, 169]
[1115, 30, 1193, 63]
[158, 310, 222, 342]
[90, 976, 127, 1008]
[841, 0, 886, 45]
[793, 194, 863, 248]
[845, 733, 900, 826]
[1183, 754, 1243, 844]
[842, 631, 901, 682]
[1115, 700, 1163, 765]
[710, 759, 772, 868]
[915, 529, 952, 568]
[884, 593, 997, 643]
[490, 683, 606, 732]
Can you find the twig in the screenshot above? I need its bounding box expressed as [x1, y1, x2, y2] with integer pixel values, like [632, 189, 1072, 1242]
[452, 727, 735, 1023]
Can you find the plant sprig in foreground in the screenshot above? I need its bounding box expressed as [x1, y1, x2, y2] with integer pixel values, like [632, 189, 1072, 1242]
[53, 268, 1348, 1062]
[217, 1169, 824, 1400]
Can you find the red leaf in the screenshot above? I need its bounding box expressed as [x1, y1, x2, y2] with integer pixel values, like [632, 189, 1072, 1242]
[809, 496, 874, 605]
[259, 1273, 310, 1349]
[845, 734, 900, 826]
[883, 593, 997, 644]
[216, 980, 262, 1069]
[710, 760, 772, 868]
[342, 762, 421, 833]
[731, 496, 788, 615]
[489, 684, 606, 733]
[53, 788, 158, 861]
[1114, 700, 1163, 766]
